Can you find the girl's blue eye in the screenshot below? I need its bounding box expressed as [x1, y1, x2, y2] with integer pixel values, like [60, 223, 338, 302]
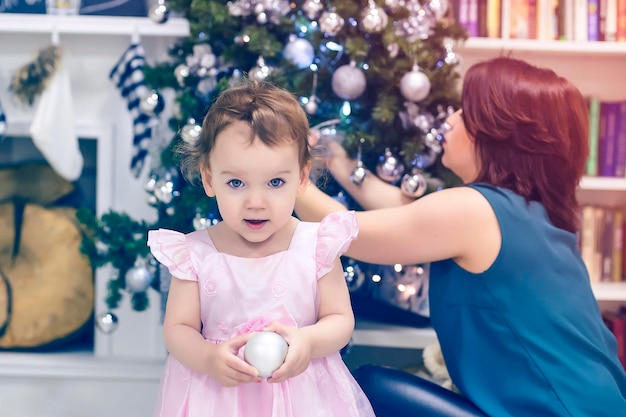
[269, 178, 284, 187]
[228, 179, 244, 188]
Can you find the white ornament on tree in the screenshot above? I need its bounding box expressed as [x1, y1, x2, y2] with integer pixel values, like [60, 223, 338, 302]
[180, 118, 202, 145]
[148, 0, 170, 23]
[401, 168, 428, 198]
[400, 64, 431, 102]
[319, 8, 345, 36]
[376, 148, 405, 183]
[332, 61, 367, 101]
[95, 311, 119, 334]
[283, 35, 315, 69]
[249, 56, 273, 81]
[126, 257, 154, 293]
[360, 0, 389, 33]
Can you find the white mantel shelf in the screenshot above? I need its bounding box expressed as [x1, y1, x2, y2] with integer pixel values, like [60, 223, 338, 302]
[0, 13, 189, 37]
[0, 351, 163, 380]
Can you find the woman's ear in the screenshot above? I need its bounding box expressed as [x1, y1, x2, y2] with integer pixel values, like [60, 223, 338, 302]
[200, 166, 216, 197]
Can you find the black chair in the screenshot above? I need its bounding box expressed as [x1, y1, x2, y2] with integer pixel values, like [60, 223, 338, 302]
[353, 364, 487, 417]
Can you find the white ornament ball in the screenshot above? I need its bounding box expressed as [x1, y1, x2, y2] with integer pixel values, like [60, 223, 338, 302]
[332, 64, 367, 101]
[125, 264, 153, 292]
[304, 99, 318, 115]
[283, 37, 315, 69]
[360, 3, 389, 33]
[180, 118, 202, 145]
[319, 10, 345, 36]
[95, 311, 119, 334]
[400, 69, 431, 102]
[401, 170, 428, 198]
[244, 332, 289, 378]
[140, 89, 165, 115]
[148, 1, 170, 24]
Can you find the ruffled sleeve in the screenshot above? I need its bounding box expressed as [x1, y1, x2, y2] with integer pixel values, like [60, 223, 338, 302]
[147, 229, 197, 281]
[316, 211, 358, 279]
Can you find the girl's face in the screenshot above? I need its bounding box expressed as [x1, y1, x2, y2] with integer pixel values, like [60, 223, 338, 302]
[441, 109, 479, 183]
[201, 120, 310, 245]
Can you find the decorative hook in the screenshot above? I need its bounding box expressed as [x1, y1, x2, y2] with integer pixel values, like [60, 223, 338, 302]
[51, 25, 60, 45]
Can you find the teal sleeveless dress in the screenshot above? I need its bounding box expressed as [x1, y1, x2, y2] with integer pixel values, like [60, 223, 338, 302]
[429, 184, 626, 416]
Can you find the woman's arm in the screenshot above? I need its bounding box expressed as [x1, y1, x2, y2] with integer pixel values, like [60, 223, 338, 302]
[324, 141, 418, 210]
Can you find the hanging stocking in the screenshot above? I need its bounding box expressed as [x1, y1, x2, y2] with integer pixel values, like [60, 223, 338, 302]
[30, 62, 83, 181]
[109, 42, 157, 177]
[0, 98, 6, 141]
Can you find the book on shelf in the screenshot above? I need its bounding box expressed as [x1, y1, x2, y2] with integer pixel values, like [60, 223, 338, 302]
[451, 0, 626, 41]
[580, 205, 626, 283]
[614, 101, 626, 178]
[586, 98, 626, 179]
[586, 96, 600, 177]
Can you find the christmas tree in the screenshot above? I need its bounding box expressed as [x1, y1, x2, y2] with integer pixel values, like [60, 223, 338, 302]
[79, 0, 467, 316]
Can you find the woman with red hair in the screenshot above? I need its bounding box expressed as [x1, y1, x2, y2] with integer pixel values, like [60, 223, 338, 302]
[296, 56, 626, 416]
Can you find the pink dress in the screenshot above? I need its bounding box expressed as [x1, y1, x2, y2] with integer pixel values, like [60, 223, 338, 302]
[147, 211, 376, 417]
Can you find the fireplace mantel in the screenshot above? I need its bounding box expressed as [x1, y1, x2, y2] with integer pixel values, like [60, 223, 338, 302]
[0, 13, 189, 38]
[0, 16, 186, 416]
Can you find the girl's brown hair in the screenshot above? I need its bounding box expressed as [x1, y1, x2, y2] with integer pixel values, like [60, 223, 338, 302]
[178, 79, 311, 185]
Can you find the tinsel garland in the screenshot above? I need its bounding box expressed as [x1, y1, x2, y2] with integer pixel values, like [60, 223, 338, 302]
[10, 45, 63, 106]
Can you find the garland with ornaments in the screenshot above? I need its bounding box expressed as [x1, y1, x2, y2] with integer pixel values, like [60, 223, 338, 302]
[78, 0, 468, 332]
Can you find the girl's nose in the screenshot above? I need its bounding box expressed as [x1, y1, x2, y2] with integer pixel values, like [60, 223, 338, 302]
[245, 188, 266, 208]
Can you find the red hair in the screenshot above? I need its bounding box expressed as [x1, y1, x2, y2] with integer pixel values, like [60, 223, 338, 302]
[462, 57, 589, 232]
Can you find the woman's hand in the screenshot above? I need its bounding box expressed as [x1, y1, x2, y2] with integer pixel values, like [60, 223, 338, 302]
[206, 333, 261, 387]
[262, 321, 312, 383]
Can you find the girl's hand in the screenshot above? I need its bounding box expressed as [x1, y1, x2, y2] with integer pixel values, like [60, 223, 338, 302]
[262, 321, 312, 383]
[206, 333, 261, 387]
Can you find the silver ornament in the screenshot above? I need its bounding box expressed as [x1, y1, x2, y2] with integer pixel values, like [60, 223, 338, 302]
[95, 311, 119, 334]
[193, 212, 210, 230]
[154, 179, 175, 204]
[376, 148, 405, 183]
[144, 176, 157, 193]
[283, 36, 315, 69]
[400, 66, 431, 102]
[304, 97, 318, 115]
[344, 263, 366, 292]
[427, 0, 449, 19]
[350, 160, 368, 185]
[319, 9, 345, 36]
[401, 169, 428, 198]
[148, 0, 170, 24]
[180, 118, 202, 145]
[332, 62, 367, 101]
[140, 89, 165, 115]
[174, 64, 190, 87]
[424, 129, 443, 153]
[249, 56, 273, 81]
[125, 259, 153, 293]
[385, 0, 404, 11]
[360, 0, 389, 33]
[301, 0, 324, 19]
[412, 149, 437, 169]
[414, 111, 435, 132]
